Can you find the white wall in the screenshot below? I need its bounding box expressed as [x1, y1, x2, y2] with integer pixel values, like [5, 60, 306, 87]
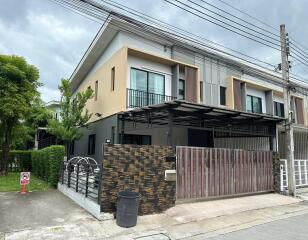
[127, 55, 172, 97]
[246, 87, 267, 113]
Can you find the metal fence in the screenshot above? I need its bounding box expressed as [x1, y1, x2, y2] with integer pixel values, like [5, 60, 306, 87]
[127, 88, 176, 108]
[281, 159, 308, 191]
[59, 157, 101, 203]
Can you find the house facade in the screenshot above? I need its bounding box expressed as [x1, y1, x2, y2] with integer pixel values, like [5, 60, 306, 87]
[69, 15, 308, 166]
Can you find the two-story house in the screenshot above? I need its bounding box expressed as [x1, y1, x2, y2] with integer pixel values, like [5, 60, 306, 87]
[69, 13, 308, 166]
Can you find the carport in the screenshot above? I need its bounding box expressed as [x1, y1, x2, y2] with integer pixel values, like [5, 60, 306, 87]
[118, 100, 283, 201]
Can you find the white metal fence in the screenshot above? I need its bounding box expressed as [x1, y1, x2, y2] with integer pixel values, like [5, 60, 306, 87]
[280, 159, 308, 191]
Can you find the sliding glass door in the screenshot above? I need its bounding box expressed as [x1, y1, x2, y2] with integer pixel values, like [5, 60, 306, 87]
[130, 68, 165, 106]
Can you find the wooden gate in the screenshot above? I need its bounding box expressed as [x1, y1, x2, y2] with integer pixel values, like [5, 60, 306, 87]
[176, 147, 273, 200]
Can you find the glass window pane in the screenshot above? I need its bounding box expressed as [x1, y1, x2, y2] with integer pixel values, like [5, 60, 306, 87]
[220, 86, 226, 106]
[179, 79, 185, 100]
[253, 97, 262, 113]
[246, 96, 252, 112]
[130, 69, 147, 91]
[148, 73, 164, 105]
[148, 73, 164, 95]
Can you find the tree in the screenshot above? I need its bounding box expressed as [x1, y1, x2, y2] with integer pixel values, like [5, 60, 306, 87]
[13, 98, 52, 150]
[47, 79, 93, 159]
[0, 55, 40, 175]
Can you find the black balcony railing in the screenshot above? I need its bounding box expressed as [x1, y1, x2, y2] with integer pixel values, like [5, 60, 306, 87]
[127, 88, 176, 108]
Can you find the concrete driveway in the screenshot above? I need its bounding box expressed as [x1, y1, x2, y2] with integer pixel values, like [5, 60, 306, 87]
[0, 190, 94, 233]
[1, 191, 308, 240]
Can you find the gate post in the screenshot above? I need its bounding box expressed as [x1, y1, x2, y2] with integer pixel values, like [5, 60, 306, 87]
[272, 152, 281, 193]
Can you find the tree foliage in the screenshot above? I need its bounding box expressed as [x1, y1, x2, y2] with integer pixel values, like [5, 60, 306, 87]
[0, 55, 40, 175]
[47, 79, 93, 150]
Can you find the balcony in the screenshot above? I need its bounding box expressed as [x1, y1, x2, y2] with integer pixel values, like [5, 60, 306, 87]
[127, 88, 176, 108]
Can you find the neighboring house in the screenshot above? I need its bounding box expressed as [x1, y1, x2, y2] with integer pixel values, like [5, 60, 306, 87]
[35, 100, 61, 150]
[69, 13, 308, 163]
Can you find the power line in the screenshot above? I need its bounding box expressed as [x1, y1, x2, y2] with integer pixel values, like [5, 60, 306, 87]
[163, 0, 282, 51]
[51, 0, 308, 94]
[214, 0, 279, 33]
[196, 0, 280, 38]
[185, 0, 280, 43]
[165, 0, 308, 69]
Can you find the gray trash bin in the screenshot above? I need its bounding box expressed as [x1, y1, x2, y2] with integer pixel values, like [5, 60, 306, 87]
[116, 190, 140, 228]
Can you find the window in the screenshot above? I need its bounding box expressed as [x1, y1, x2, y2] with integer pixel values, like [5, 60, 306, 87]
[220, 86, 226, 106]
[130, 68, 165, 105]
[111, 67, 115, 91]
[69, 141, 75, 155]
[178, 79, 185, 100]
[88, 134, 96, 155]
[246, 95, 262, 113]
[123, 134, 151, 145]
[179, 65, 185, 74]
[200, 81, 204, 102]
[111, 126, 115, 144]
[274, 102, 285, 117]
[95, 80, 98, 101]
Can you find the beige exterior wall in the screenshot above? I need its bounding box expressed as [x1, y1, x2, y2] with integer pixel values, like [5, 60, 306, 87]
[74, 46, 200, 122]
[74, 47, 128, 123]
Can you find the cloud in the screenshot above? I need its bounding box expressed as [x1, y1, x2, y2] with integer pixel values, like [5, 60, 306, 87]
[38, 86, 61, 103]
[1, 0, 308, 104]
[0, 0, 100, 101]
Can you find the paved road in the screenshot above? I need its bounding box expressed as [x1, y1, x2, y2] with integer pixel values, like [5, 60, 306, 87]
[208, 213, 308, 240]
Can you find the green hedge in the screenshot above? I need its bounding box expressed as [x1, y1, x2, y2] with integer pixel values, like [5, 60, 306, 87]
[31, 145, 65, 187]
[0, 150, 32, 172]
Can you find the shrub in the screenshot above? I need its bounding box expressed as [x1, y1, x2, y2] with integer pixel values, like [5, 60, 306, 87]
[0, 150, 32, 172]
[31, 145, 65, 187]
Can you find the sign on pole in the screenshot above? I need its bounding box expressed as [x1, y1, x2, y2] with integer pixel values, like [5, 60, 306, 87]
[20, 172, 30, 194]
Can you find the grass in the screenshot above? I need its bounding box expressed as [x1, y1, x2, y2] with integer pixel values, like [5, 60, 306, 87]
[0, 172, 51, 192]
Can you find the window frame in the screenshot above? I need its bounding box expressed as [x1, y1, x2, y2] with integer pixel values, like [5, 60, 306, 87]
[274, 101, 285, 118]
[246, 95, 262, 114]
[87, 134, 96, 155]
[130, 67, 165, 95]
[178, 79, 185, 100]
[200, 81, 204, 102]
[220, 86, 226, 106]
[95, 80, 98, 101]
[111, 67, 115, 91]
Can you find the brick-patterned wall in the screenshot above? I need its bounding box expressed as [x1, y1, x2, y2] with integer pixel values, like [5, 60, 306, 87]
[101, 144, 176, 215]
[273, 152, 281, 193]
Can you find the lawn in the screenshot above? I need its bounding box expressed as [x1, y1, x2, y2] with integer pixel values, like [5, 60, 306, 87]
[0, 172, 50, 192]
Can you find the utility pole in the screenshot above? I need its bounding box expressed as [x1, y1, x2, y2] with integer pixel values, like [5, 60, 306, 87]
[280, 24, 296, 196]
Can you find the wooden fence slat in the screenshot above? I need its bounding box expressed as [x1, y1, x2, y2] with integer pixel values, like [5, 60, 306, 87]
[214, 148, 218, 196]
[209, 149, 212, 196]
[196, 148, 199, 198]
[190, 148, 194, 198]
[185, 147, 188, 198]
[201, 148, 205, 197]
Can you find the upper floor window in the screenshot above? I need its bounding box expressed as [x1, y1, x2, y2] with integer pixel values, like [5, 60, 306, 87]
[88, 134, 96, 155]
[111, 67, 115, 91]
[179, 79, 185, 100]
[292, 97, 304, 124]
[246, 95, 262, 113]
[200, 81, 204, 102]
[130, 68, 165, 94]
[274, 101, 284, 117]
[95, 80, 98, 101]
[220, 86, 226, 106]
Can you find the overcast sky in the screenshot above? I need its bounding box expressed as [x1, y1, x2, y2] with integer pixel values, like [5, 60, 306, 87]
[1, 0, 308, 102]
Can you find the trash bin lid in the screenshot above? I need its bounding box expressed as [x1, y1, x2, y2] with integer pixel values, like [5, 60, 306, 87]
[118, 190, 140, 199]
